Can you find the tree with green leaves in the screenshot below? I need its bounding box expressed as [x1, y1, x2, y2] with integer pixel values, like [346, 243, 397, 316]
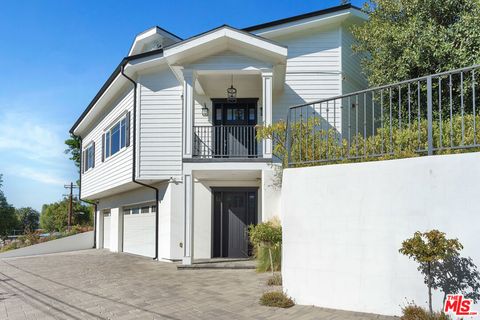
[64, 133, 81, 171]
[399, 230, 463, 314]
[15, 207, 40, 233]
[352, 0, 480, 87]
[0, 174, 17, 240]
[40, 198, 93, 232]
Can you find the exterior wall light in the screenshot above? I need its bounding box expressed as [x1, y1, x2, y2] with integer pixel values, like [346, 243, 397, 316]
[202, 103, 209, 117]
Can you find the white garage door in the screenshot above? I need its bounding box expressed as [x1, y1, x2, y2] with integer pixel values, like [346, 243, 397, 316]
[103, 211, 111, 250]
[123, 205, 156, 258]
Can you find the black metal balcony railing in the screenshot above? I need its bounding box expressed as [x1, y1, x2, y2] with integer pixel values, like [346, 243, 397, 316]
[193, 125, 258, 158]
[286, 65, 480, 167]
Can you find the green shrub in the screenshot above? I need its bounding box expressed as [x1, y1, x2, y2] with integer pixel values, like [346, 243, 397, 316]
[255, 245, 281, 273]
[249, 219, 282, 274]
[258, 113, 480, 168]
[0, 241, 19, 252]
[18, 233, 41, 246]
[260, 291, 294, 308]
[267, 274, 282, 286]
[401, 304, 450, 320]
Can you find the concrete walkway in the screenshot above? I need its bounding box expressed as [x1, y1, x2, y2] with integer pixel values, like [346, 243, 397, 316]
[0, 250, 395, 320]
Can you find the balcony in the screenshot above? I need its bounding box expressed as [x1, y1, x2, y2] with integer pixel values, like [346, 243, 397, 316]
[193, 125, 259, 159]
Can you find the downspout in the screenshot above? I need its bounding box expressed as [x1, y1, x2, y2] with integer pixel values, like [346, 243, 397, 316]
[120, 65, 160, 261]
[77, 137, 98, 249]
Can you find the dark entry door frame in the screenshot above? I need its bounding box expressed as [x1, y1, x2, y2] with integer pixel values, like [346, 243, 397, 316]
[211, 98, 258, 158]
[211, 98, 258, 126]
[211, 187, 258, 258]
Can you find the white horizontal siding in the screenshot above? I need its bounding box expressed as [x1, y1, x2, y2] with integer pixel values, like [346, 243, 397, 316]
[138, 68, 183, 179]
[341, 25, 369, 139]
[186, 50, 271, 71]
[81, 88, 134, 199]
[341, 25, 367, 94]
[270, 25, 343, 133]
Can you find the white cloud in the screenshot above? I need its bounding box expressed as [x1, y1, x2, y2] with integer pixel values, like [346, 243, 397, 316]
[6, 165, 67, 186]
[0, 111, 67, 164]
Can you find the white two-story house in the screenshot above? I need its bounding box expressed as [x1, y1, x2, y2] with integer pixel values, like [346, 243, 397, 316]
[70, 4, 367, 264]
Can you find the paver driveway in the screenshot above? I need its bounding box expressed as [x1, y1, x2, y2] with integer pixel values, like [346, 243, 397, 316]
[0, 250, 394, 320]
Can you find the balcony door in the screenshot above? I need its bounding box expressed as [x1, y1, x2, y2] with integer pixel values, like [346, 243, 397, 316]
[212, 98, 258, 157]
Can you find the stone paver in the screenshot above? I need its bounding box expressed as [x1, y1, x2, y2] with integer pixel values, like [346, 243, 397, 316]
[0, 250, 395, 320]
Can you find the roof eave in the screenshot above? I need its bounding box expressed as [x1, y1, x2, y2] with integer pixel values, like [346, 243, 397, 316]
[70, 48, 164, 135]
[242, 4, 364, 33]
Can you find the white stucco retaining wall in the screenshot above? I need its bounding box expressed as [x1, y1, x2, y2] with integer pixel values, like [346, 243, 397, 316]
[281, 152, 480, 316]
[0, 231, 94, 259]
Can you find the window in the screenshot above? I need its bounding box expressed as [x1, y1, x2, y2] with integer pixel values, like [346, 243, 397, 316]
[249, 108, 256, 121]
[83, 143, 95, 173]
[104, 113, 130, 160]
[123, 204, 155, 215]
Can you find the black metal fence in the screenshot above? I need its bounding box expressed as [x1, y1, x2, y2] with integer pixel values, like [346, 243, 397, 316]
[193, 125, 258, 158]
[286, 65, 480, 167]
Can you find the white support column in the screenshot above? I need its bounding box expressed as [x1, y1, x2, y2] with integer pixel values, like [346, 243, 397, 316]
[110, 208, 123, 253]
[262, 70, 273, 158]
[182, 70, 196, 159]
[182, 173, 194, 265]
[95, 209, 103, 249]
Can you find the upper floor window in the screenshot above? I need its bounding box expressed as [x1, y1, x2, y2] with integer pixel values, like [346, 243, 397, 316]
[103, 112, 130, 161]
[82, 142, 95, 173]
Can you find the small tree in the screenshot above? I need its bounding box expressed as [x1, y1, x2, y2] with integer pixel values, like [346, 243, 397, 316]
[15, 207, 40, 233]
[0, 174, 17, 240]
[399, 230, 463, 314]
[249, 219, 282, 276]
[40, 198, 93, 232]
[64, 134, 81, 172]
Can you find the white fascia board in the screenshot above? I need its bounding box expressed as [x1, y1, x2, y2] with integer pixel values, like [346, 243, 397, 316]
[164, 27, 287, 60]
[74, 73, 128, 136]
[251, 9, 366, 38]
[74, 56, 166, 136]
[128, 28, 160, 56]
[128, 27, 182, 56]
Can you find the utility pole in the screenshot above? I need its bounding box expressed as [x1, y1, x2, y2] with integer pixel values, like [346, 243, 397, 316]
[64, 182, 79, 231]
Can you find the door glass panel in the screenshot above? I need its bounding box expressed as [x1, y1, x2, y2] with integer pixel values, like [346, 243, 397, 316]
[216, 108, 222, 121]
[237, 109, 244, 120]
[249, 108, 255, 121]
[227, 109, 233, 120]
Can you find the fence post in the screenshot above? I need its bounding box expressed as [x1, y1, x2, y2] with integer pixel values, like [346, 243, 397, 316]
[427, 76, 433, 155]
[286, 109, 292, 167]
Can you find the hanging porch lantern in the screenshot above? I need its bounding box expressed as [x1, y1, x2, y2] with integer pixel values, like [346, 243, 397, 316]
[227, 75, 237, 103]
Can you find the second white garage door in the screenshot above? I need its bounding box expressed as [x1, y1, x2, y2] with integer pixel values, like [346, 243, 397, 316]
[103, 211, 111, 250]
[123, 205, 156, 258]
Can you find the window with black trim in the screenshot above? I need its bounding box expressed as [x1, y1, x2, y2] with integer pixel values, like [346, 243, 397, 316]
[83, 143, 95, 173]
[104, 112, 130, 160]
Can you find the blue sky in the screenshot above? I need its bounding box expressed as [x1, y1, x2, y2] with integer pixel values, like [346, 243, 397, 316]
[0, 0, 363, 211]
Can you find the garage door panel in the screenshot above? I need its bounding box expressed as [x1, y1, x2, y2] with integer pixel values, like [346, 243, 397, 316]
[123, 212, 155, 257]
[103, 216, 111, 250]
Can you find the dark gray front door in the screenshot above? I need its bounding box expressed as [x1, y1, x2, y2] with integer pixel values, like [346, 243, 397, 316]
[212, 189, 257, 258]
